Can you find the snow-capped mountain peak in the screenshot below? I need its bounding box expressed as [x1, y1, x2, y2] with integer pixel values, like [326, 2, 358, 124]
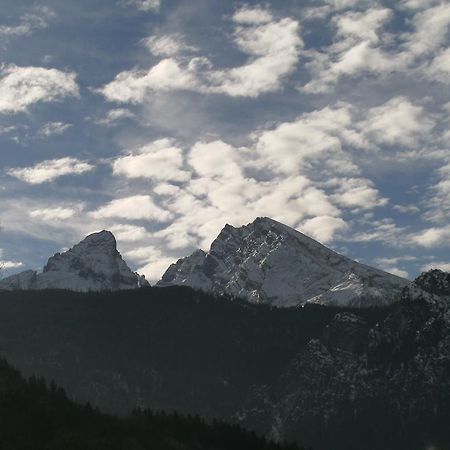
[0, 230, 149, 292]
[158, 217, 409, 307]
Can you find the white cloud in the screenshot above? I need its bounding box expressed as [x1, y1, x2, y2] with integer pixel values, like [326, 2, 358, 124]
[426, 47, 450, 83]
[254, 104, 358, 175]
[205, 13, 302, 97]
[39, 121, 72, 137]
[109, 224, 148, 242]
[302, 8, 397, 93]
[142, 34, 197, 57]
[134, 247, 177, 283]
[97, 108, 135, 126]
[427, 163, 450, 222]
[98, 58, 201, 103]
[90, 195, 172, 221]
[325, 0, 366, 9]
[421, 261, 450, 272]
[188, 141, 243, 179]
[113, 138, 190, 182]
[349, 219, 408, 246]
[375, 256, 418, 266]
[405, 3, 450, 57]
[0, 65, 79, 114]
[232, 6, 273, 25]
[0, 125, 16, 135]
[0, 6, 55, 38]
[301, 3, 450, 92]
[330, 177, 388, 209]
[300, 215, 349, 243]
[411, 226, 450, 247]
[360, 97, 433, 147]
[334, 7, 393, 43]
[125, 0, 160, 12]
[29, 207, 78, 221]
[393, 204, 421, 214]
[400, 0, 441, 10]
[374, 255, 418, 278]
[387, 267, 410, 278]
[7, 157, 94, 184]
[99, 7, 302, 100]
[0, 260, 24, 270]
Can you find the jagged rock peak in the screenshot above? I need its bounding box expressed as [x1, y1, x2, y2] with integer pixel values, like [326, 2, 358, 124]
[158, 217, 409, 307]
[0, 231, 149, 292]
[414, 269, 450, 297]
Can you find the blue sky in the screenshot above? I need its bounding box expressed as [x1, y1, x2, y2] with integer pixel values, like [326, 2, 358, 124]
[0, 0, 449, 282]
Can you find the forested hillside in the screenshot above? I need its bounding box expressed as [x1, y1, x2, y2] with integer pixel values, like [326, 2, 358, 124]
[0, 357, 303, 450]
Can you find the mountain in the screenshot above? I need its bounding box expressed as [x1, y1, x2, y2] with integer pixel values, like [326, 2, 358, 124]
[0, 271, 448, 450]
[0, 358, 302, 450]
[0, 230, 149, 292]
[240, 270, 450, 449]
[158, 217, 408, 307]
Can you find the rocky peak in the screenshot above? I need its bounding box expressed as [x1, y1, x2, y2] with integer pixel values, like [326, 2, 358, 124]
[0, 231, 149, 292]
[413, 269, 450, 297]
[158, 217, 409, 307]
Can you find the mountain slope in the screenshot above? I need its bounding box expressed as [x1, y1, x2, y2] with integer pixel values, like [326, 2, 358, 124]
[0, 358, 302, 450]
[0, 230, 148, 292]
[158, 217, 408, 307]
[0, 272, 448, 450]
[246, 269, 450, 450]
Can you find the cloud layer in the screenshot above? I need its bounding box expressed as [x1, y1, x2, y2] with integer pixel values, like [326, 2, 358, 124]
[0, 1, 449, 282]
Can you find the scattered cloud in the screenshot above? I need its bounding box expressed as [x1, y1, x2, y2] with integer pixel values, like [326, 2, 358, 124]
[109, 224, 148, 242]
[330, 177, 388, 210]
[7, 157, 94, 184]
[232, 6, 273, 25]
[300, 215, 349, 243]
[0, 65, 79, 114]
[349, 219, 408, 246]
[421, 261, 450, 272]
[0, 260, 24, 270]
[89, 195, 173, 221]
[360, 97, 434, 147]
[97, 108, 135, 126]
[113, 138, 190, 182]
[426, 47, 450, 83]
[411, 226, 450, 247]
[142, 34, 197, 57]
[387, 267, 410, 278]
[29, 207, 79, 221]
[134, 247, 176, 282]
[0, 5, 55, 39]
[124, 0, 160, 12]
[302, 7, 397, 93]
[301, 3, 450, 92]
[99, 6, 302, 100]
[374, 255, 419, 279]
[0, 125, 16, 135]
[393, 204, 421, 214]
[39, 121, 72, 137]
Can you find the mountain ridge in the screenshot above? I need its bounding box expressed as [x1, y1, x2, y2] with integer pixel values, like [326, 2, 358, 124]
[158, 217, 408, 307]
[0, 230, 148, 292]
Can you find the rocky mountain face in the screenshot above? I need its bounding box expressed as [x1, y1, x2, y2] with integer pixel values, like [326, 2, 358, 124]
[158, 217, 408, 307]
[237, 269, 450, 449]
[0, 230, 148, 292]
[0, 271, 448, 450]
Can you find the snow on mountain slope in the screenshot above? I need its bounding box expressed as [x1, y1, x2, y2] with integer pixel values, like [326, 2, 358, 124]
[0, 231, 149, 292]
[158, 217, 408, 307]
